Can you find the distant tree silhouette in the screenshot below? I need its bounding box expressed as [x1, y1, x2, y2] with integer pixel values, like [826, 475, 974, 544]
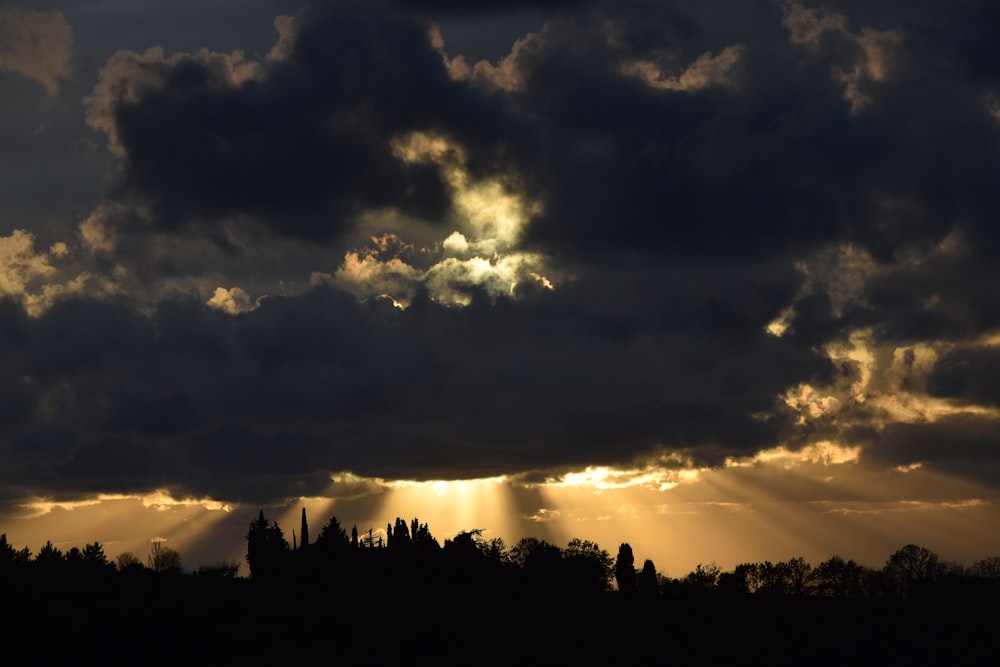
[731, 562, 763, 594]
[639, 559, 659, 596]
[310, 514, 354, 582]
[75, 541, 115, 578]
[316, 515, 351, 551]
[563, 538, 614, 594]
[410, 518, 439, 552]
[442, 529, 487, 584]
[0, 534, 31, 571]
[615, 543, 636, 594]
[36, 540, 64, 562]
[300, 508, 310, 548]
[481, 536, 509, 569]
[781, 557, 812, 596]
[82, 542, 110, 567]
[969, 556, 1000, 584]
[884, 544, 942, 599]
[116, 552, 144, 572]
[246, 510, 290, 580]
[682, 562, 721, 594]
[440, 529, 510, 593]
[35, 540, 65, 577]
[148, 540, 182, 574]
[812, 556, 869, 598]
[511, 537, 563, 592]
[388, 517, 411, 550]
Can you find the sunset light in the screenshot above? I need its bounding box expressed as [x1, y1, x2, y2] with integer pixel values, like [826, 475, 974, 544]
[3, 8, 1000, 654]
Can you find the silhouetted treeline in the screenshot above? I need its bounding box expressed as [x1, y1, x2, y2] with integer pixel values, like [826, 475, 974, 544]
[4, 513, 1000, 601]
[4, 516, 1000, 664]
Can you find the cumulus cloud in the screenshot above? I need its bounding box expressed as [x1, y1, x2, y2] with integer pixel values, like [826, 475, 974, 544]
[0, 9, 73, 96]
[206, 287, 257, 315]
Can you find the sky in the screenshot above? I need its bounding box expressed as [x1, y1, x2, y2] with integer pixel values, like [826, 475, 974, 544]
[2, 0, 1000, 577]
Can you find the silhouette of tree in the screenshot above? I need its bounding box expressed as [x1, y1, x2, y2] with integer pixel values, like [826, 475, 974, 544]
[82, 542, 109, 567]
[969, 556, 1000, 583]
[73, 541, 115, 578]
[639, 559, 659, 596]
[66, 546, 84, 566]
[0, 533, 31, 570]
[116, 551, 144, 572]
[812, 556, 868, 598]
[563, 538, 614, 594]
[148, 540, 182, 574]
[309, 514, 354, 582]
[316, 515, 351, 551]
[36, 540, 64, 562]
[731, 562, 763, 594]
[780, 557, 812, 596]
[683, 562, 721, 594]
[757, 561, 792, 595]
[615, 543, 636, 594]
[388, 517, 411, 550]
[410, 518, 440, 553]
[34, 540, 65, 577]
[246, 510, 290, 580]
[884, 544, 942, 599]
[511, 537, 562, 592]
[442, 529, 487, 581]
[481, 536, 510, 572]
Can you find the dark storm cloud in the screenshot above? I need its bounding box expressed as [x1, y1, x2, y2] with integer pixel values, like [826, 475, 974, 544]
[861, 414, 1000, 486]
[928, 346, 1000, 407]
[5, 0, 1000, 505]
[837, 248, 1000, 345]
[503, 4, 1000, 264]
[0, 263, 831, 503]
[89, 0, 1000, 261]
[88, 0, 515, 242]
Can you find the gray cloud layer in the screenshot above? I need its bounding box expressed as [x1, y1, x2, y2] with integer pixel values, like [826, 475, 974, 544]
[2, 0, 1000, 506]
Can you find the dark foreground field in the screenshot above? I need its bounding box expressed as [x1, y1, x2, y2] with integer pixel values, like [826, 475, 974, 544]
[11, 578, 997, 665]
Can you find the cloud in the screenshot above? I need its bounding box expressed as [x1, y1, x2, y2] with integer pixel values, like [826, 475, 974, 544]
[206, 287, 257, 315]
[5, 0, 1000, 507]
[0, 9, 73, 96]
[83, 1, 513, 243]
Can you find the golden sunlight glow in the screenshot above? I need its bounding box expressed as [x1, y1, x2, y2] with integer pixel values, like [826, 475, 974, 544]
[378, 476, 517, 542]
[327, 131, 552, 308]
[826, 328, 876, 402]
[7, 493, 237, 570]
[206, 286, 257, 315]
[453, 180, 536, 249]
[725, 441, 861, 469]
[782, 383, 842, 422]
[869, 393, 1000, 424]
[766, 305, 795, 337]
[21, 490, 233, 517]
[542, 465, 702, 492]
[813, 498, 984, 516]
[390, 130, 458, 166]
[393, 131, 539, 249]
[978, 330, 1000, 347]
